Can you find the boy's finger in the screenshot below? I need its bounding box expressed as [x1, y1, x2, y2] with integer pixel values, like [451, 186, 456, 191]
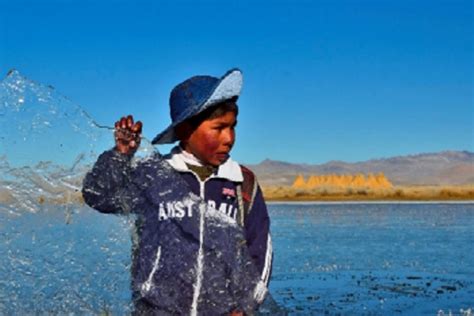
[132, 121, 143, 133]
[127, 115, 134, 128]
[120, 117, 127, 129]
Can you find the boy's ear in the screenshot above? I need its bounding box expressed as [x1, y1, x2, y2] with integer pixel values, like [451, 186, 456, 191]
[175, 122, 193, 142]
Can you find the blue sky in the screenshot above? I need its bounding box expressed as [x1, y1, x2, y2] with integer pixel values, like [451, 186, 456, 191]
[1, 0, 472, 164]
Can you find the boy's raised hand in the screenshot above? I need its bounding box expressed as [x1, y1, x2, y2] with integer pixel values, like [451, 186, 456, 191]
[114, 115, 143, 155]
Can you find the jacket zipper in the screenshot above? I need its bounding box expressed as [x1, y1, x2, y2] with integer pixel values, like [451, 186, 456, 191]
[190, 172, 209, 315]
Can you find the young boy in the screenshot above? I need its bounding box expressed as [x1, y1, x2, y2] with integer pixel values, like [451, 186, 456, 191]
[82, 69, 272, 315]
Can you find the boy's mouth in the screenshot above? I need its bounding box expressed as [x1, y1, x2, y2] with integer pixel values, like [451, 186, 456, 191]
[215, 153, 229, 160]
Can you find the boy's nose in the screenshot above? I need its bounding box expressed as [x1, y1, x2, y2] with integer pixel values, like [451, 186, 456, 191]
[222, 129, 235, 147]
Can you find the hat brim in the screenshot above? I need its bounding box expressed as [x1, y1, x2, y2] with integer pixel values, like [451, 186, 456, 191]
[152, 68, 243, 145]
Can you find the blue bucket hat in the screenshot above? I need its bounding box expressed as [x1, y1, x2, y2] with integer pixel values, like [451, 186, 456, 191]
[152, 68, 243, 145]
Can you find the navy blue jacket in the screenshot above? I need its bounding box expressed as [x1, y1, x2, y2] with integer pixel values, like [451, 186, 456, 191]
[82, 147, 272, 314]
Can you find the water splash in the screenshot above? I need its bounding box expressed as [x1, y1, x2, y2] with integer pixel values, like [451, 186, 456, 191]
[0, 69, 155, 214]
[0, 70, 147, 313]
[0, 69, 109, 166]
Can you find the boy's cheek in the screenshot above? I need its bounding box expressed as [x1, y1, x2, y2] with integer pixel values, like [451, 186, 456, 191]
[203, 133, 221, 152]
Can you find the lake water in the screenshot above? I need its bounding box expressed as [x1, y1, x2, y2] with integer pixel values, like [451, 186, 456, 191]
[269, 202, 473, 315]
[1, 202, 473, 315]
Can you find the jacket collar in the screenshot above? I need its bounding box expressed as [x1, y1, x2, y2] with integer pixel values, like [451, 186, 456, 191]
[164, 146, 243, 182]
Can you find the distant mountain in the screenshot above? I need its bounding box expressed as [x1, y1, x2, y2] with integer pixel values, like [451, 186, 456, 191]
[246, 151, 474, 186]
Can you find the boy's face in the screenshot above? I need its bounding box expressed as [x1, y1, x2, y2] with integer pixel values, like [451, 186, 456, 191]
[182, 111, 237, 167]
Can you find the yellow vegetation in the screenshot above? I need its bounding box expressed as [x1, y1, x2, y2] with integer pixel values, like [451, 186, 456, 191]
[263, 184, 474, 201]
[292, 174, 306, 188]
[292, 173, 393, 190]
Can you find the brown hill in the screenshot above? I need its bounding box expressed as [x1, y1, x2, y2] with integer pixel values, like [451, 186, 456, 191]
[247, 150, 474, 186]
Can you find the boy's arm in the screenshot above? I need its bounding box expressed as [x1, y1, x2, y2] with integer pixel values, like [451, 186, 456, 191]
[82, 115, 145, 214]
[244, 185, 273, 304]
[82, 149, 145, 214]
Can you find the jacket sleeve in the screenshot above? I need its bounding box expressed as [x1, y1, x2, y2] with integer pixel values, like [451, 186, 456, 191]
[82, 149, 146, 214]
[244, 184, 273, 304]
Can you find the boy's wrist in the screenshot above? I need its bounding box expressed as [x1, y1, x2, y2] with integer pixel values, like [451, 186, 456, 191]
[114, 146, 135, 156]
[107, 147, 134, 162]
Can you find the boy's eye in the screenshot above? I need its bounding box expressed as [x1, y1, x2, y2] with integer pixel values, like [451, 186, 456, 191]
[212, 122, 236, 131]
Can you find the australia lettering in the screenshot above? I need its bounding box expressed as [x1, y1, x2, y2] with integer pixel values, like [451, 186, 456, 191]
[158, 199, 237, 221]
[208, 200, 237, 219]
[158, 200, 194, 220]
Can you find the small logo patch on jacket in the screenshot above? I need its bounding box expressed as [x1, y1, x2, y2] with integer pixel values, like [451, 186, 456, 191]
[222, 187, 236, 198]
